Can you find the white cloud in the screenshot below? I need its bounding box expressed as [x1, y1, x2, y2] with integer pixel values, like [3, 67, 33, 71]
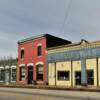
[0, 0, 100, 57]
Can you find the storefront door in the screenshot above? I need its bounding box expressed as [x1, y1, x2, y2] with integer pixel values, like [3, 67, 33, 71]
[5, 69, 10, 85]
[87, 70, 94, 85]
[28, 66, 33, 84]
[75, 71, 81, 86]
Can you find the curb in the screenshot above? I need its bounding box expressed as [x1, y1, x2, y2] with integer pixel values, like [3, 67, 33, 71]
[0, 85, 100, 92]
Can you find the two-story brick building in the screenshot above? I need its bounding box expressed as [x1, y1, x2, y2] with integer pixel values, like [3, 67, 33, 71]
[17, 34, 71, 85]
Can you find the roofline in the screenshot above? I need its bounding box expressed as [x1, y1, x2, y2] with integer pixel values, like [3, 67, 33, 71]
[47, 39, 100, 51]
[47, 39, 90, 50]
[18, 33, 71, 44]
[18, 33, 46, 44]
[47, 42, 80, 50]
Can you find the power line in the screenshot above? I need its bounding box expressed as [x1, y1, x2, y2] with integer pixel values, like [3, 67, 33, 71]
[60, 0, 72, 33]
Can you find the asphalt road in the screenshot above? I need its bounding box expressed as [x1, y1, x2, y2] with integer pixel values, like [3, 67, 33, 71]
[0, 91, 80, 100]
[0, 87, 100, 100]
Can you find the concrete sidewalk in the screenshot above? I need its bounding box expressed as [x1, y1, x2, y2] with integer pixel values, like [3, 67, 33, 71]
[0, 84, 100, 92]
[0, 87, 100, 100]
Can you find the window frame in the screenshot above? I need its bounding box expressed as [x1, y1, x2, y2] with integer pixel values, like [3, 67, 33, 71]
[0, 67, 5, 82]
[87, 69, 94, 85]
[37, 45, 42, 57]
[11, 67, 16, 82]
[36, 64, 43, 81]
[21, 49, 24, 59]
[57, 71, 70, 81]
[20, 66, 26, 81]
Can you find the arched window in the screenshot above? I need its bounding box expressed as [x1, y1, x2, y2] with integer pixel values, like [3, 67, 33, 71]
[11, 66, 16, 82]
[37, 46, 42, 57]
[21, 49, 24, 59]
[0, 67, 5, 82]
[20, 64, 26, 81]
[36, 64, 43, 81]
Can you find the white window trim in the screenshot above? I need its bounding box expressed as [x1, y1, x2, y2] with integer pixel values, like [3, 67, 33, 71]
[0, 81, 4, 82]
[19, 64, 25, 67]
[5, 66, 9, 69]
[21, 47, 24, 50]
[37, 43, 42, 46]
[11, 67, 16, 83]
[0, 66, 4, 69]
[36, 62, 44, 65]
[11, 65, 16, 69]
[27, 63, 34, 67]
[38, 55, 42, 58]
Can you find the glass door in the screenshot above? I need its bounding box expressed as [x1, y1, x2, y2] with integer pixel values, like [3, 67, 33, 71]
[75, 71, 81, 86]
[87, 70, 94, 85]
[28, 66, 33, 84]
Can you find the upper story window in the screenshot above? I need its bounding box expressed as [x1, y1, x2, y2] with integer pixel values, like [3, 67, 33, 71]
[37, 45, 42, 57]
[21, 49, 24, 59]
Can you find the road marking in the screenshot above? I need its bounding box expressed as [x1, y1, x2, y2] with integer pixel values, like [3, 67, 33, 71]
[0, 92, 45, 100]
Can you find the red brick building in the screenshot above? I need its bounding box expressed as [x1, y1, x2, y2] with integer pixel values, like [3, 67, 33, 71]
[17, 34, 71, 85]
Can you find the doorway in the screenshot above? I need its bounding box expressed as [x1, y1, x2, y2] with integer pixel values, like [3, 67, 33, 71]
[28, 66, 33, 84]
[36, 64, 43, 81]
[87, 70, 94, 85]
[5, 69, 10, 85]
[75, 71, 81, 86]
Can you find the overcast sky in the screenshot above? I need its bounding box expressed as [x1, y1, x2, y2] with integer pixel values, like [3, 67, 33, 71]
[0, 0, 100, 58]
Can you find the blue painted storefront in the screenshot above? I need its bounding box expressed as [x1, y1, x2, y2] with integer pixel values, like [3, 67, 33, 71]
[47, 46, 100, 85]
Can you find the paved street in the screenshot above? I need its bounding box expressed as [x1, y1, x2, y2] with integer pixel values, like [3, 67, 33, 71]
[0, 91, 78, 100]
[0, 87, 100, 100]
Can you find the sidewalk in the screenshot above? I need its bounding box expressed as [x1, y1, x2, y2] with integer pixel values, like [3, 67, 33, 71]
[0, 87, 100, 99]
[0, 84, 100, 92]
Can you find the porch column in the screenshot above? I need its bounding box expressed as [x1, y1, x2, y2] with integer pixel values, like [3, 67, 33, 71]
[81, 59, 87, 86]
